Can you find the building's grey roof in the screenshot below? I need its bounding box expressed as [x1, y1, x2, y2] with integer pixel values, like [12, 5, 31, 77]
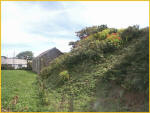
[35, 47, 62, 59]
[32, 47, 62, 74]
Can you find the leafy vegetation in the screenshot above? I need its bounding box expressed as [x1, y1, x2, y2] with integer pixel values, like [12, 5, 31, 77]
[38, 25, 149, 111]
[1, 64, 15, 70]
[59, 70, 70, 81]
[16, 51, 33, 60]
[76, 24, 108, 39]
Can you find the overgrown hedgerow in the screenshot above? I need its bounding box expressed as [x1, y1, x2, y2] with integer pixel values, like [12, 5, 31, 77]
[38, 25, 148, 112]
[40, 25, 142, 83]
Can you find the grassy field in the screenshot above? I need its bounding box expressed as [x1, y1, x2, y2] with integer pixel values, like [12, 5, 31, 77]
[1, 70, 40, 112]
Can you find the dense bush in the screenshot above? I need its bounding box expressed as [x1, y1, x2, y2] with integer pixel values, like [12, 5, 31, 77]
[106, 33, 122, 49]
[121, 25, 140, 42]
[59, 70, 70, 81]
[76, 25, 108, 39]
[38, 25, 148, 112]
[1, 64, 14, 70]
[109, 28, 118, 34]
[41, 26, 138, 81]
[40, 25, 142, 87]
[93, 29, 110, 40]
[27, 61, 32, 70]
[100, 31, 149, 92]
[117, 29, 125, 35]
[93, 32, 122, 53]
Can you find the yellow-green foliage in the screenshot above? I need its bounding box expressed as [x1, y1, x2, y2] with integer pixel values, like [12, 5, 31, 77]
[98, 29, 110, 40]
[59, 70, 70, 81]
[93, 29, 110, 40]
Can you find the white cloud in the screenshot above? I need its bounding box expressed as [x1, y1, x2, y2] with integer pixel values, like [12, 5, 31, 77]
[61, 1, 149, 28]
[1, 1, 149, 57]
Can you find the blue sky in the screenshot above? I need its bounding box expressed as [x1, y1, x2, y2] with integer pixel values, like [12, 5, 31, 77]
[1, 1, 149, 57]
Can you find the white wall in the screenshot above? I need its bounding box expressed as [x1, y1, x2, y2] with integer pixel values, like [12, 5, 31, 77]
[1, 58, 27, 69]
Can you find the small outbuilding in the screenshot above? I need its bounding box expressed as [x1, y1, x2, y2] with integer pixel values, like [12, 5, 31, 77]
[32, 47, 62, 74]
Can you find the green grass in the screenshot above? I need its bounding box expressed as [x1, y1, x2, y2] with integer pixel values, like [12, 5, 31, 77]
[1, 70, 40, 112]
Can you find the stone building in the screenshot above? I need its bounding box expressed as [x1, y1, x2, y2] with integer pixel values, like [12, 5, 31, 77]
[32, 47, 62, 74]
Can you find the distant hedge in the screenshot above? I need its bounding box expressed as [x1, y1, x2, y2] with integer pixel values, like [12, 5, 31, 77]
[1, 64, 14, 70]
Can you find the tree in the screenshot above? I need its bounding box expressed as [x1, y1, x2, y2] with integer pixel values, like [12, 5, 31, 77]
[16, 51, 33, 70]
[16, 51, 33, 60]
[69, 41, 79, 49]
[76, 25, 108, 39]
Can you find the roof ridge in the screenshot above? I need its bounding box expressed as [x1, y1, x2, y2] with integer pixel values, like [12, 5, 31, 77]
[36, 47, 61, 58]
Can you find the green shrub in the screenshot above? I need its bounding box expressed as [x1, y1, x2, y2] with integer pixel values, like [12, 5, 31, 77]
[109, 28, 118, 34]
[59, 70, 70, 81]
[53, 70, 70, 87]
[117, 29, 125, 35]
[97, 29, 110, 40]
[27, 61, 32, 70]
[139, 27, 149, 36]
[101, 32, 122, 53]
[76, 25, 108, 39]
[121, 25, 139, 42]
[101, 32, 148, 93]
[1, 64, 14, 70]
[103, 39, 117, 53]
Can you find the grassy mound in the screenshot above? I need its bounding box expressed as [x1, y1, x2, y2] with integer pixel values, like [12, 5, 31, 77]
[37, 26, 149, 112]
